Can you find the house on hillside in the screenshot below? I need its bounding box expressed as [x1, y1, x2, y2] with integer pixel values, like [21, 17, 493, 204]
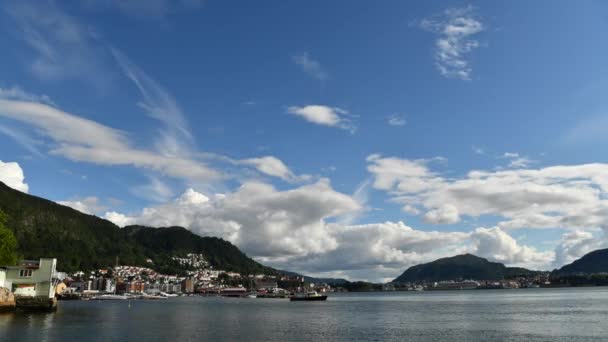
[4, 258, 59, 299]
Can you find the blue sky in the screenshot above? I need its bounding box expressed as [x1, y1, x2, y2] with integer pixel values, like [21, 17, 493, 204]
[1, 0, 608, 281]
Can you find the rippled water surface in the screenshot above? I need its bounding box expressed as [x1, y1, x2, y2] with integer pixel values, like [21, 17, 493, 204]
[2, 288, 608, 341]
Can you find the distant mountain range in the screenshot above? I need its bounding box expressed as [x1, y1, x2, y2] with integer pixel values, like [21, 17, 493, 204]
[393, 254, 540, 283]
[0, 181, 274, 275]
[552, 248, 608, 277]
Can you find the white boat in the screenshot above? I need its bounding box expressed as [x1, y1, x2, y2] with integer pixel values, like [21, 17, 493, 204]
[91, 294, 128, 300]
[160, 292, 178, 298]
[140, 294, 167, 300]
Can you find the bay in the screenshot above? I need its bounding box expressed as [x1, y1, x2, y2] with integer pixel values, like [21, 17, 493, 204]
[2, 288, 608, 341]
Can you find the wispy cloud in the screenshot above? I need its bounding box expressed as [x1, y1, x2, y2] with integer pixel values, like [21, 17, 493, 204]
[387, 114, 407, 127]
[4, 0, 113, 87]
[287, 105, 356, 133]
[419, 5, 484, 80]
[130, 176, 175, 202]
[472, 145, 485, 155]
[500, 152, 535, 168]
[111, 48, 194, 157]
[292, 52, 328, 81]
[238, 156, 310, 183]
[0, 97, 220, 182]
[0, 85, 55, 106]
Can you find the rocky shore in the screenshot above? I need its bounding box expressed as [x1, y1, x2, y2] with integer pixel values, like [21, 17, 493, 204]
[0, 287, 16, 312]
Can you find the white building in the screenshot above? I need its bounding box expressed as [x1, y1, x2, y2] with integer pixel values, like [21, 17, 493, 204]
[4, 259, 59, 299]
[0, 268, 6, 288]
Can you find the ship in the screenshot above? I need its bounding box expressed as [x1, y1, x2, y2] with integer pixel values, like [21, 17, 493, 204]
[289, 291, 328, 301]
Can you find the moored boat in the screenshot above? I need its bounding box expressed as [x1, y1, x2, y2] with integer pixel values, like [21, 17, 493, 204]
[91, 294, 128, 300]
[289, 291, 327, 301]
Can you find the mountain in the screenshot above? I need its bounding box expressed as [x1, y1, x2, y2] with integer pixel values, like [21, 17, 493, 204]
[0, 181, 274, 275]
[393, 254, 537, 283]
[123, 225, 276, 276]
[278, 270, 349, 285]
[553, 248, 608, 276]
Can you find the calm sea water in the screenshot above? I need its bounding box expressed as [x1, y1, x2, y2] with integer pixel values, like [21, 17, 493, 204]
[2, 288, 608, 341]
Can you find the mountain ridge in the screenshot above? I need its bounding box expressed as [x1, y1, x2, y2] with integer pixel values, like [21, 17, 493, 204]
[0, 181, 274, 275]
[553, 248, 608, 277]
[393, 253, 539, 283]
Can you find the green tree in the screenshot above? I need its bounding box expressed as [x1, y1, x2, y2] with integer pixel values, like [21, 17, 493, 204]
[0, 210, 18, 266]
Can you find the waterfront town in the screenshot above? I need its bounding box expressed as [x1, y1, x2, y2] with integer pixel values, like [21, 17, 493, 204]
[0, 252, 556, 312]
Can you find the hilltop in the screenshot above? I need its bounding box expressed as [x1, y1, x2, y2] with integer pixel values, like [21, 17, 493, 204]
[0, 181, 274, 275]
[553, 248, 608, 277]
[393, 253, 538, 283]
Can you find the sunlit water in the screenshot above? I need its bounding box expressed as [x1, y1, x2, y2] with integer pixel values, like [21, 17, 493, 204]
[2, 288, 608, 341]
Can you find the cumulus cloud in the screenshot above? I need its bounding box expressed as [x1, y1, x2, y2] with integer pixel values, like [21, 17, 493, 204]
[0, 160, 29, 193]
[420, 6, 483, 80]
[287, 105, 356, 133]
[470, 227, 553, 269]
[103, 181, 556, 281]
[553, 228, 608, 267]
[106, 179, 361, 259]
[367, 154, 608, 231]
[292, 52, 328, 81]
[424, 204, 460, 224]
[58, 197, 106, 215]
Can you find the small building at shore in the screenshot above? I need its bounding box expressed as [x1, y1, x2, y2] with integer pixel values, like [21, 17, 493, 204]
[4, 258, 58, 299]
[0, 268, 6, 288]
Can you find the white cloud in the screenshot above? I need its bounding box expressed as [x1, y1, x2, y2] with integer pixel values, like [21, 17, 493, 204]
[58, 197, 106, 215]
[104, 211, 135, 227]
[470, 227, 553, 269]
[387, 115, 406, 127]
[508, 157, 534, 168]
[367, 154, 608, 232]
[0, 98, 220, 181]
[287, 105, 356, 133]
[424, 204, 460, 224]
[499, 152, 536, 169]
[292, 52, 327, 81]
[553, 228, 608, 267]
[103, 181, 556, 281]
[420, 6, 483, 80]
[238, 156, 302, 182]
[106, 179, 361, 259]
[0, 160, 29, 193]
[0, 86, 54, 106]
